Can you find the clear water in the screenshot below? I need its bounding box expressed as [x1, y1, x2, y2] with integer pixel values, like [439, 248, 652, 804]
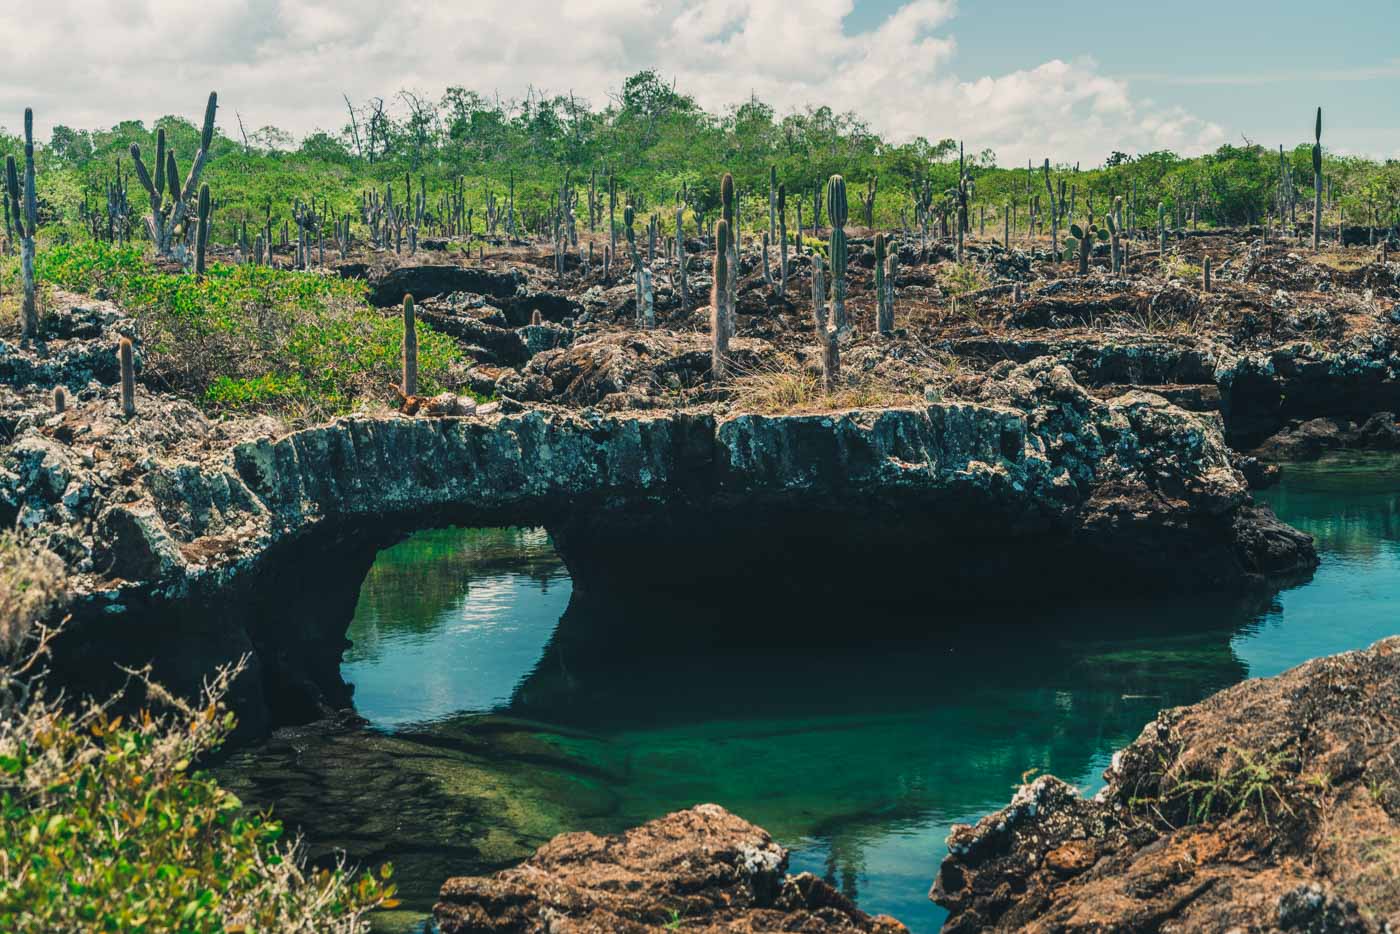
[216, 453, 1400, 933]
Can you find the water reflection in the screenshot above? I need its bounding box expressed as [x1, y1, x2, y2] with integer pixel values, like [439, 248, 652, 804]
[216, 454, 1400, 934]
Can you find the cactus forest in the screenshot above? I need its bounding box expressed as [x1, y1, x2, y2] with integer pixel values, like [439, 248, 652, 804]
[5, 45, 1400, 934]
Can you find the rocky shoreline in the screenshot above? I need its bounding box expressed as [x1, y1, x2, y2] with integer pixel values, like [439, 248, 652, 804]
[931, 634, 1400, 932]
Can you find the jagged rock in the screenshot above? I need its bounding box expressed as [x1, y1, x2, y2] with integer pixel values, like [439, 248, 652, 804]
[934, 636, 1400, 933]
[434, 804, 908, 933]
[367, 264, 522, 306]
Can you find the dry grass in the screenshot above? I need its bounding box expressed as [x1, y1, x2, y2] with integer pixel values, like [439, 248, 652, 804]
[0, 532, 65, 660]
[728, 355, 923, 415]
[1314, 250, 1372, 273]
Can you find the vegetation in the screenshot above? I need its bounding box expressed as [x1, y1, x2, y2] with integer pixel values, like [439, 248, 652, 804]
[4, 72, 1398, 252]
[20, 241, 466, 418]
[0, 530, 399, 932]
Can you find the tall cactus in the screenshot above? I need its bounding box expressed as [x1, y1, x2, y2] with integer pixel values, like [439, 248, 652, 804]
[195, 184, 211, 280]
[768, 165, 777, 242]
[675, 193, 689, 308]
[711, 218, 731, 379]
[811, 253, 839, 392]
[827, 175, 850, 338]
[950, 144, 971, 262]
[5, 108, 37, 339]
[130, 92, 217, 262]
[401, 295, 418, 397]
[721, 173, 738, 333]
[1312, 107, 1323, 252]
[118, 337, 136, 417]
[1158, 202, 1167, 257]
[874, 233, 892, 335]
[777, 183, 788, 298]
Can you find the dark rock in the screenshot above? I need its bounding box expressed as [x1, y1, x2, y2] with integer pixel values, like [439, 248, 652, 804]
[367, 265, 522, 306]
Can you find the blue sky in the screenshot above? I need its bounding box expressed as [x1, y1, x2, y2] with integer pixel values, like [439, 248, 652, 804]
[4, 0, 1397, 166]
[845, 0, 1400, 156]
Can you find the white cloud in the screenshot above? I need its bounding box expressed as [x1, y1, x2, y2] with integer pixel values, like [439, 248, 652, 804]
[1, 0, 1227, 166]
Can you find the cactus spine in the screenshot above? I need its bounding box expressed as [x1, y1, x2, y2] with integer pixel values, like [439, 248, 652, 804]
[827, 175, 850, 338]
[711, 218, 731, 379]
[6, 108, 38, 339]
[118, 337, 136, 417]
[401, 295, 418, 397]
[1312, 107, 1323, 252]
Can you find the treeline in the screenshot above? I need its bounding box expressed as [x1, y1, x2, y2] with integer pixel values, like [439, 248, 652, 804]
[5, 70, 1400, 246]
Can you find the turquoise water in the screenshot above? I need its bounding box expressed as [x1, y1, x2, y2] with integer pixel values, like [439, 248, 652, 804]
[218, 453, 1400, 933]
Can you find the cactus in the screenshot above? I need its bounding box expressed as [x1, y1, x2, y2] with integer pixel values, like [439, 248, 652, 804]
[811, 253, 839, 392]
[711, 218, 731, 379]
[52, 386, 65, 415]
[885, 249, 897, 328]
[948, 144, 971, 262]
[1202, 256, 1212, 293]
[676, 194, 689, 308]
[641, 264, 655, 329]
[130, 92, 217, 262]
[6, 108, 38, 339]
[118, 337, 136, 417]
[1107, 198, 1123, 273]
[827, 175, 850, 338]
[721, 173, 738, 331]
[1042, 159, 1059, 260]
[768, 165, 777, 242]
[875, 234, 892, 335]
[1312, 107, 1323, 251]
[401, 295, 418, 397]
[1158, 202, 1168, 257]
[1068, 219, 1108, 275]
[863, 174, 878, 228]
[195, 184, 211, 280]
[531, 309, 543, 326]
[777, 183, 788, 299]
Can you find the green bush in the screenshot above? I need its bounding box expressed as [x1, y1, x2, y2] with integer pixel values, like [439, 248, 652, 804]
[0, 671, 397, 932]
[37, 241, 467, 419]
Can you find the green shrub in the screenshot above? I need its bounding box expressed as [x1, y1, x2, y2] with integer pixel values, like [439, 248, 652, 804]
[36, 241, 467, 419]
[0, 663, 398, 932]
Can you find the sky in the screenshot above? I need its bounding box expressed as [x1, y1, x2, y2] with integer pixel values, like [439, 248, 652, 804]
[2, 0, 1397, 167]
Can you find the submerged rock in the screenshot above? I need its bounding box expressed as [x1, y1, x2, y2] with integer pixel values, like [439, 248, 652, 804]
[434, 804, 908, 933]
[933, 635, 1400, 932]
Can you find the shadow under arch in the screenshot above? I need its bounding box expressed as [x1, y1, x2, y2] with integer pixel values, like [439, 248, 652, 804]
[200, 523, 1293, 922]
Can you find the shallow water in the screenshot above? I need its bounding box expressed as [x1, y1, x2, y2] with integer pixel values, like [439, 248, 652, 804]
[217, 452, 1400, 933]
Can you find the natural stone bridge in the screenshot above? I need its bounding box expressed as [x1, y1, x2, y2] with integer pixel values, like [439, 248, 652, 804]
[24, 359, 1312, 738]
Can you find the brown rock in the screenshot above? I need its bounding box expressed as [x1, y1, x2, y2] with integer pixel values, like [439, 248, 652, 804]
[933, 636, 1400, 932]
[433, 804, 908, 933]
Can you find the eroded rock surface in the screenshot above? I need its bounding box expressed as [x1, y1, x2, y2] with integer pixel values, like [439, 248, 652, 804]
[933, 635, 1400, 932]
[434, 804, 908, 933]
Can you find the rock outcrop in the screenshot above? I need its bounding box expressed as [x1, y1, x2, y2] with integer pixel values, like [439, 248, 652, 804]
[433, 804, 908, 933]
[1, 341, 1316, 736]
[933, 635, 1400, 932]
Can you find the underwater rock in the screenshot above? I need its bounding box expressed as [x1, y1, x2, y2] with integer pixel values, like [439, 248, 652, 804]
[434, 803, 909, 933]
